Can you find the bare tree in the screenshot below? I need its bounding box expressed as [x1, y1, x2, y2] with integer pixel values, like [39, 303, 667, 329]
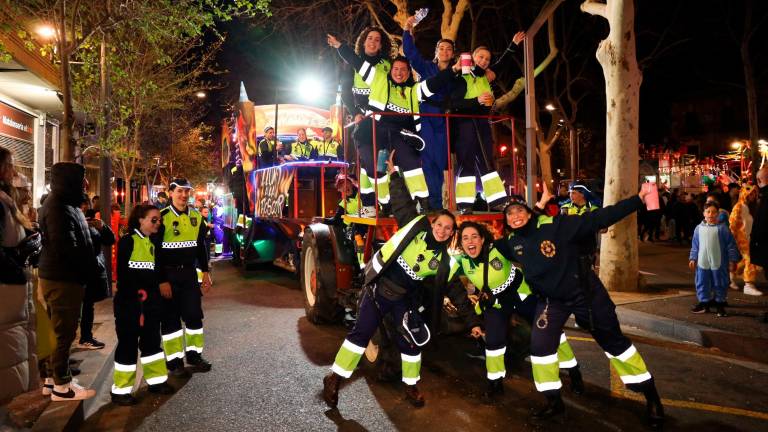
[582, 0, 642, 292]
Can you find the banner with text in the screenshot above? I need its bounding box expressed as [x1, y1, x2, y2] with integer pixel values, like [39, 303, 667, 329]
[249, 165, 296, 217]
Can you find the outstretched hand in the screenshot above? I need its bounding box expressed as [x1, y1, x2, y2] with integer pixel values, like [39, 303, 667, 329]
[536, 181, 553, 210]
[386, 149, 397, 175]
[327, 34, 341, 49]
[513, 31, 526, 45]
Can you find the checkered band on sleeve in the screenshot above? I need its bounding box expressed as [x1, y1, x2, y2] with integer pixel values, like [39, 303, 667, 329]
[352, 88, 372, 95]
[161, 240, 198, 249]
[397, 256, 424, 281]
[128, 261, 155, 270]
[386, 103, 410, 114]
[491, 266, 516, 296]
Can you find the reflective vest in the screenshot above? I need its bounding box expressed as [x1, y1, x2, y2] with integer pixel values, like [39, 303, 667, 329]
[353, 60, 391, 95]
[463, 73, 492, 100]
[561, 202, 599, 216]
[289, 140, 314, 159]
[366, 215, 456, 283]
[313, 139, 340, 158]
[128, 229, 155, 271]
[368, 77, 423, 132]
[449, 246, 531, 313]
[161, 206, 201, 250]
[340, 196, 360, 225]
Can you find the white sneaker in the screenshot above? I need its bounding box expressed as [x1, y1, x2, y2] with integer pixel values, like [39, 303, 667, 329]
[42, 377, 54, 396]
[359, 206, 376, 218]
[51, 380, 96, 401]
[744, 283, 764, 296]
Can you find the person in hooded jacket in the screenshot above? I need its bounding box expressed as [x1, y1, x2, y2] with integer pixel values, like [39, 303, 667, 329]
[77, 194, 115, 350]
[496, 185, 665, 429]
[38, 162, 99, 401]
[322, 150, 458, 408]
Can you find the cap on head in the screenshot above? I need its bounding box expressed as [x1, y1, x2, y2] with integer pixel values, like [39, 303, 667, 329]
[322, 126, 333, 133]
[503, 194, 532, 214]
[569, 180, 591, 195]
[169, 178, 193, 191]
[264, 126, 274, 134]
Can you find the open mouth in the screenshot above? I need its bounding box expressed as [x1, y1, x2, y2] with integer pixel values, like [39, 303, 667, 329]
[467, 245, 477, 254]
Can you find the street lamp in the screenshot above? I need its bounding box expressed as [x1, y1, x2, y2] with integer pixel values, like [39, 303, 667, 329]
[545, 103, 556, 111]
[36, 24, 56, 39]
[196, 91, 206, 99]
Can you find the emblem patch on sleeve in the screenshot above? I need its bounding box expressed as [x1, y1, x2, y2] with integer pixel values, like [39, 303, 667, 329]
[540, 240, 556, 258]
[490, 257, 503, 270]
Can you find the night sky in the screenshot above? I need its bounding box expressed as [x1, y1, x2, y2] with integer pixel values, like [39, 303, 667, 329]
[203, 0, 767, 170]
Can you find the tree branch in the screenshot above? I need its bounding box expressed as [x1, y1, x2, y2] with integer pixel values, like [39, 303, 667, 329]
[580, 0, 607, 19]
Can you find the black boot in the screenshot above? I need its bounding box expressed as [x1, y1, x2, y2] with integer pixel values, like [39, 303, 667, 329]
[186, 352, 212, 373]
[531, 393, 565, 420]
[415, 197, 429, 215]
[148, 382, 175, 395]
[167, 358, 191, 379]
[322, 372, 342, 408]
[568, 366, 584, 395]
[404, 384, 425, 407]
[481, 378, 505, 405]
[642, 382, 665, 430]
[111, 392, 138, 406]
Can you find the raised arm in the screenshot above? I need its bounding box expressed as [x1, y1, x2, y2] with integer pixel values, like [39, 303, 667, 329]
[402, 29, 435, 78]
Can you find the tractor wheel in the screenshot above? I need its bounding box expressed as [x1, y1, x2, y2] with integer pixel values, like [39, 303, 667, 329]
[301, 226, 342, 324]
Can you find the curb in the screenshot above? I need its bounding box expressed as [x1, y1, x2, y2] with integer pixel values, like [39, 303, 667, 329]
[31, 301, 116, 432]
[616, 306, 768, 363]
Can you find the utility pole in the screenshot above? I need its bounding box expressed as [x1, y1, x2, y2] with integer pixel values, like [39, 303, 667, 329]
[99, 30, 113, 278]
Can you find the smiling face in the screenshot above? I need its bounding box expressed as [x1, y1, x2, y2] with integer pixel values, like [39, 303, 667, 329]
[170, 186, 190, 209]
[473, 48, 491, 70]
[461, 226, 484, 259]
[505, 205, 531, 230]
[435, 41, 454, 63]
[390, 59, 411, 84]
[431, 214, 455, 243]
[323, 129, 332, 140]
[364, 30, 382, 56]
[703, 206, 718, 224]
[297, 129, 307, 142]
[140, 208, 161, 235]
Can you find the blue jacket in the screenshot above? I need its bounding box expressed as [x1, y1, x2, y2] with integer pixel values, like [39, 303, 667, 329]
[689, 222, 740, 270]
[402, 30, 452, 116]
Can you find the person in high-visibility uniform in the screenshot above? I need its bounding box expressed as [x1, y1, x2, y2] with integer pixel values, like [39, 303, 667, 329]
[285, 128, 318, 161]
[447, 42, 521, 213]
[560, 181, 602, 293]
[498, 187, 664, 428]
[329, 28, 391, 216]
[313, 127, 341, 161]
[448, 221, 583, 404]
[258, 126, 283, 167]
[322, 151, 458, 408]
[329, 34, 457, 215]
[111, 204, 174, 405]
[157, 178, 213, 377]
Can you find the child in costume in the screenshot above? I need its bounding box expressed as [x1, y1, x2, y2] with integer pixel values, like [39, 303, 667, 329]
[689, 202, 741, 316]
[728, 184, 763, 296]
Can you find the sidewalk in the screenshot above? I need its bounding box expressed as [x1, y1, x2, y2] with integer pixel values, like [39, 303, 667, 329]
[1, 296, 117, 431]
[610, 241, 768, 363]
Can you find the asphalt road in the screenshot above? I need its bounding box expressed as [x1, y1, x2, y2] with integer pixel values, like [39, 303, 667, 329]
[81, 261, 768, 432]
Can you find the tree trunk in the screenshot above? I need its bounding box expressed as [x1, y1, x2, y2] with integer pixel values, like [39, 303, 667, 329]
[582, 0, 642, 292]
[58, 0, 74, 162]
[741, 1, 760, 181]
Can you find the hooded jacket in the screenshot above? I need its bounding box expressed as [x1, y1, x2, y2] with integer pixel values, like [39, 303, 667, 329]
[38, 163, 98, 283]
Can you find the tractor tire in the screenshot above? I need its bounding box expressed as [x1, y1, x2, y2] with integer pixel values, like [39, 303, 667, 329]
[301, 225, 342, 324]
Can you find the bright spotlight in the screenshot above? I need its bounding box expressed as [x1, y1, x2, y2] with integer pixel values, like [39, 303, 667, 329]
[37, 25, 56, 39]
[195, 91, 206, 99]
[297, 78, 322, 101]
[545, 103, 556, 111]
